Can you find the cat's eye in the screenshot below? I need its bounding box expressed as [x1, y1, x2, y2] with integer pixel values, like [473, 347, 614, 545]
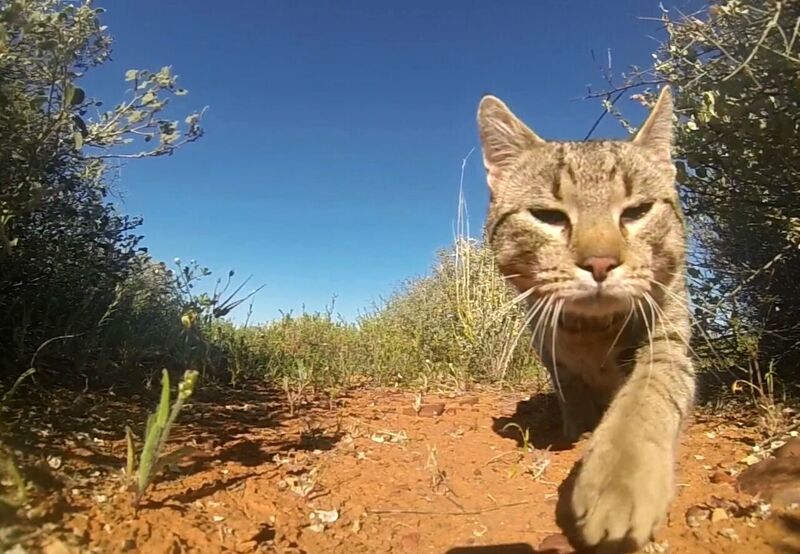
[620, 202, 654, 224]
[529, 209, 570, 227]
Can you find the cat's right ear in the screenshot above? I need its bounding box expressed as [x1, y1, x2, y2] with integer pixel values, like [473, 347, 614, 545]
[477, 95, 544, 191]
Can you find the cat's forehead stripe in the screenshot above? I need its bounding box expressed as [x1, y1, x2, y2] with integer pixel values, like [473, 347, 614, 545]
[552, 144, 567, 200]
[610, 149, 634, 198]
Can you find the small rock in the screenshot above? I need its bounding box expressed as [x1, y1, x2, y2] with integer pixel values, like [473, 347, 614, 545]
[710, 508, 729, 522]
[686, 505, 710, 527]
[718, 527, 739, 541]
[313, 509, 339, 524]
[70, 516, 89, 541]
[742, 454, 761, 466]
[120, 539, 136, 552]
[538, 533, 574, 553]
[418, 403, 446, 417]
[775, 437, 800, 458]
[458, 396, 479, 406]
[710, 470, 736, 485]
[706, 496, 739, 511]
[643, 541, 669, 553]
[400, 531, 421, 552]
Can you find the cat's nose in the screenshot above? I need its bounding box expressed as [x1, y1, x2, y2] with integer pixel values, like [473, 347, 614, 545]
[578, 256, 620, 283]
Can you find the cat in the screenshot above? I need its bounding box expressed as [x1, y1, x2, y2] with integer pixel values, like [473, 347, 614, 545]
[476, 86, 695, 553]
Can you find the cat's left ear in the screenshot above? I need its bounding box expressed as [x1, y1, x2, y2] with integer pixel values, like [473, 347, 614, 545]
[633, 86, 673, 160]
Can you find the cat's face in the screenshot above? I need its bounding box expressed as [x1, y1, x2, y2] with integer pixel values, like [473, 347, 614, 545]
[477, 88, 685, 318]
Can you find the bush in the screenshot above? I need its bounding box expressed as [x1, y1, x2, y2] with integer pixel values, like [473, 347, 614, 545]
[0, 0, 204, 383]
[219, 233, 545, 394]
[359, 237, 544, 388]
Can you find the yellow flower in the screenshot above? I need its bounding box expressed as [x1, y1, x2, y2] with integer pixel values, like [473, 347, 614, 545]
[181, 310, 197, 329]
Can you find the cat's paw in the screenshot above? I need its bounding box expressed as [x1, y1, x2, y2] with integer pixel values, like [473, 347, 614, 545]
[563, 442, 673, 553]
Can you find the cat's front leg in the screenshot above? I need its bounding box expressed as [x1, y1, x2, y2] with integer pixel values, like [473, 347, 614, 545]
[557, 349, 694, 553]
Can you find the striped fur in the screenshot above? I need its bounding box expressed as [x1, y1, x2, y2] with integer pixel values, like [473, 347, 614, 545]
[477, 87, 694, 552]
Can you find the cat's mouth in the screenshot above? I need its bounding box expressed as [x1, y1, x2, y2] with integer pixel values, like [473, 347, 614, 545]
[558, 308, 630, 333]
[557, 282, 642, 318]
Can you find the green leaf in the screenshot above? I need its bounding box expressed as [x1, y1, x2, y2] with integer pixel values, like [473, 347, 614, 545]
[65, 85, 85, 106]
[138, 413, 160, 494]
[127, 110, 144, 123]
[125, 69, 138, 82]
[125, 426, 136, 480]
[156, 369, 170, 428]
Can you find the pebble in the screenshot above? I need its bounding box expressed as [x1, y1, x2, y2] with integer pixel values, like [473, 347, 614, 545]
[538, 533, 574, 553]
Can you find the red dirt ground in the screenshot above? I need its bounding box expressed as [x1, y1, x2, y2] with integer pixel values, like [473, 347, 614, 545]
[1, 383, 798, 553]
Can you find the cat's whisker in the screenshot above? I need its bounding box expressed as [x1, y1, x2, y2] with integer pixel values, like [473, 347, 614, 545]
[487, 285, 538, 325]
[643, 292, 673, 372]
[636, 297, 656, 394]
[528, 295, 547, 348]
[533, 296, 554, 361]
[602, 298, 636, 366]
[647, 278, 714, 321]
[644, 293, 708, 372]
[549, 298, 566, 403]
[505, 286, 537, 309]
[498, 296, 546, 374]
[645, 282, 724, 366]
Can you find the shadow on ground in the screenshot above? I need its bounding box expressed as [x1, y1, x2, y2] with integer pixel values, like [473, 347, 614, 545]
[445, 544, 537, 554]
[491, 392, 577, 451]
[775, 513, 800, 553]
[1, 381, 346, 503]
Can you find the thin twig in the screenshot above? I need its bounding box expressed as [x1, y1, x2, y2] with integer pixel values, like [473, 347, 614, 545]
[724, 2, 783, 81]
[756, 418, 800, 451]
[583, 90, 626, 141]
[366, 500, 532, 516]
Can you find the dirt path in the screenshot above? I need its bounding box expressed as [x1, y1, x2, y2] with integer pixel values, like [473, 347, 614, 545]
[2, 384, 797, 553]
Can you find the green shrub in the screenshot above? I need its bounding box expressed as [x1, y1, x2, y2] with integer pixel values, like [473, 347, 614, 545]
[359, 237, 544, 388]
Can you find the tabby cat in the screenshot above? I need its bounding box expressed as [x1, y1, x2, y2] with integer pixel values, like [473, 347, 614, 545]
[476, 87, 694, 552]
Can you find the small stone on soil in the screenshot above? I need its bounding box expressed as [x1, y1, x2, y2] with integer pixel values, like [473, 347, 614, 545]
[643, 541, 669, 553]
[718, 527, 739, 541]
[400, 532, 420, 552]
[537, 533, 574, 553]
[686, 505, 710, 527]
[710, 507, 729, 522]
[710, 469, 736, 484]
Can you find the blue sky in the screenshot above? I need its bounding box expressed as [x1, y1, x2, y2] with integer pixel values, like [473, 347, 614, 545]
[86, 1, 697, 324]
